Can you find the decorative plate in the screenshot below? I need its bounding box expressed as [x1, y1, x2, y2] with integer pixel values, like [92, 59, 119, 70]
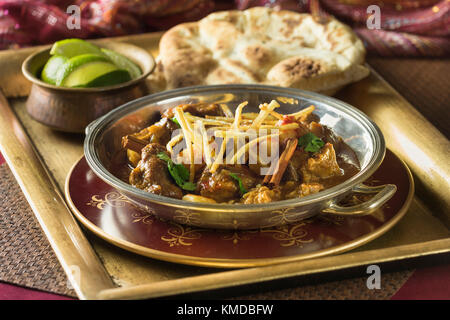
[65, 149, 413, 268]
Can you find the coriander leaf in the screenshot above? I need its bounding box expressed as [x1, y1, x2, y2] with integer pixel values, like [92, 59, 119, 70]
[180, 181, 197, 191]
[174, 163, 190, 181]
[157, 152, 171, 162]
[166, 161, 182, 184]
[298, 132, 324, 153]
[157, 152, 196, 191]
[170, 117, 180, 127]
[229, 172, 247, 194]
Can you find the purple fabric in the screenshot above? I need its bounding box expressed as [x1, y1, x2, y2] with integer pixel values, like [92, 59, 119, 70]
[0, 282, 74, 300]
[235, 0, 450, 57]
[0, 0, 214, 49]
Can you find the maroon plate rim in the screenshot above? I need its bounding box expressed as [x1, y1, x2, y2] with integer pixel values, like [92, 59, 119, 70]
[65, 150, 414, 268]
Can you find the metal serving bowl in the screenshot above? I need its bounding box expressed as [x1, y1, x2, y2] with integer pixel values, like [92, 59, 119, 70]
[84, 84, 396, 230]
[22, 41, 155, 133]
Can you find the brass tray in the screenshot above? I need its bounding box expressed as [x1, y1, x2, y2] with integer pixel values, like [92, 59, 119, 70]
[0, 32, 449, 300]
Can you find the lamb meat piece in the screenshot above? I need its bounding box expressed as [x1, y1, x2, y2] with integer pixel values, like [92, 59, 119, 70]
[183, 103, 225, 117]
[299, 183, 324, 196]
[197, 165, 259, 203]
[308, 122, 342, 151]
[126, 117, 179, 167]
[284, 182, 324, 199]
[289, 149, 309, 172]
[130, 116, 179, 146]
[241, 185, 282, 204]
[162, 103, 225, 118]
[301, 143, 343, 183]
[281, 149, 309, 182]
[129, 143, 183, 199]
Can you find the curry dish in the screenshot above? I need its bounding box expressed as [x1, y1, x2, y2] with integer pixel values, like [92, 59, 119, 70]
[120, 101, 360, 204]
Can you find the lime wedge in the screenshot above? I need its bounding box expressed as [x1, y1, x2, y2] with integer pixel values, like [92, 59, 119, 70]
[50, 39, 103, 58]
[62, 62, 121, 87]
[101, 48, 142, 79]
[55, 54, 121, 87]
[41, 55, 68, 85]
[83, 69, 132, 87]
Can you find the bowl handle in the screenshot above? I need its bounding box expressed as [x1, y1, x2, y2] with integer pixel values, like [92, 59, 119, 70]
[321, 183, 397, 216]
[85, 113, 109, 136]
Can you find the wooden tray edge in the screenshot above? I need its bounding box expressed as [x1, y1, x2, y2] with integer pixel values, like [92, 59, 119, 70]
[97, 238, 450, 300]
[0, 91, 116, 299]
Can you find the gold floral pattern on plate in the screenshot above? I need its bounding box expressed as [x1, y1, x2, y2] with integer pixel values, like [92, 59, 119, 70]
[86, 191, 132, 209]
[173, 208, 203, 226]
[261, 222, 314, 247]
[267, 207, 310, 226]
[221, 230, 259, 245]
[86, 193, 321, 249]
[161, 222, 205, 247]
[131, 211, 155, 225]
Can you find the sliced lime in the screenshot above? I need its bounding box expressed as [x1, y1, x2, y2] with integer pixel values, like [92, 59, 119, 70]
[61, 63, 124, 88]
[83, 69, 132, 87]
[50, 39, 103, 58]
[41, 55, 68, 85]
[101, 48, 142, 79]
[55, 54, 117, 87]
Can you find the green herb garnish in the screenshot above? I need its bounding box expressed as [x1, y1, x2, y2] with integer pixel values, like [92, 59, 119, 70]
[157, 152, 196, 191]
[170, 117, 180, 127]
[229, 172, 247, 194]
[298, 132, 325, 153]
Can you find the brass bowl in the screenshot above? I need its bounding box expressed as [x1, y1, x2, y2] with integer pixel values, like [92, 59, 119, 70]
[22, 41, 155, 133]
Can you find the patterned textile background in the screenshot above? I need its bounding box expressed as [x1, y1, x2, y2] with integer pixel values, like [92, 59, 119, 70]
[0, 0, 448, 56]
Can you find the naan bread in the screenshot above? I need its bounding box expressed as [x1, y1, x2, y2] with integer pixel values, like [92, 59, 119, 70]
[148, 7, 369, 95]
